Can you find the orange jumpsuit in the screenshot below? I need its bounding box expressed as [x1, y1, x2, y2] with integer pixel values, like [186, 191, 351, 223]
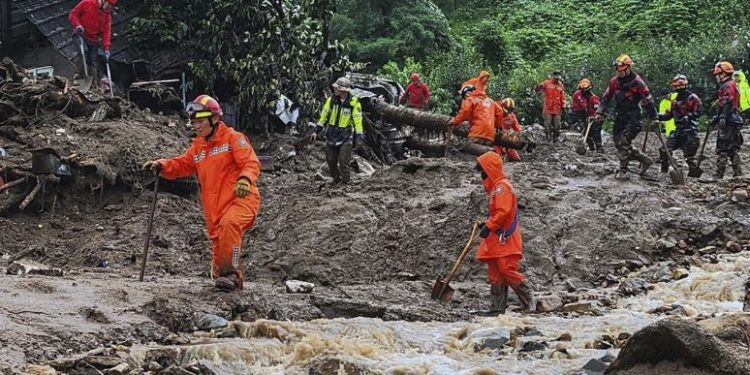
[158, 122, 261, 289]
[495, 108, 522, 162]
[476, 152, 524, 287]
[451, 93, 500, 143]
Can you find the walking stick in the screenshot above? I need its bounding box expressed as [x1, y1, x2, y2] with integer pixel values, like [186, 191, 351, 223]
[139, 175, 159, 282]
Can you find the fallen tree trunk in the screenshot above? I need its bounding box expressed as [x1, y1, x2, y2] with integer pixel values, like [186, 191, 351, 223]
[370, 99, 536, 152]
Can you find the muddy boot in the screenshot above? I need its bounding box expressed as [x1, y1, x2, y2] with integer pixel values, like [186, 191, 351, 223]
[215, 272, 239, 291]
[490, 283, 509, 314]
[715, 155, 728, 179]
[510, 281, 536, 313]
[731, 154, 743, 177]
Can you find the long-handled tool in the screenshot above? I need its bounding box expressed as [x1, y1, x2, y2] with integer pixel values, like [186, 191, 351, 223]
[431, 221, 481, 302]
[575, 118, 594, 155]
[652, 124, 684, 185]
[76, 35, 94, 93]
[105, 55, 114, 99]
[139, 175, 160, 281]
[689, 121, 713, 178]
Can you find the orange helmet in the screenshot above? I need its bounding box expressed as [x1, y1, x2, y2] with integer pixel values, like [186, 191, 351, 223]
[578, 78, 591, 90]
[613, 54, 633, 72]
[186, 95, 222, 119]
[671, 74, 688, 89]
[500, 98, 515, 110]
[712, 61, 734, 75]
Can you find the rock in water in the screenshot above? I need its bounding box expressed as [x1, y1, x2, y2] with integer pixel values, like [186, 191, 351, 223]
[285, 280, 315, 294]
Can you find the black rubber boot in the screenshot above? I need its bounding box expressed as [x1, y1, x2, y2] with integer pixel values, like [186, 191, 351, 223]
[490, 283, 509, 314]
[715, 155, 728, 179]
[731, 154, 743, 177]
[510, 281, 536, 313]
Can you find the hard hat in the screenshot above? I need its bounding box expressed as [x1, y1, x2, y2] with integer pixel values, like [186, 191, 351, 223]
[671, 74, 689, 89]
[713, 61, 735, 75]
[578, 78, 591, 90]
[332, 77, 352, 92]
[186, 95, 222, 119]
[500, 98, 515, 110]
[613, 54, 633, 72]
[460, 85, 476, 98]
[410, 73, 420, 81]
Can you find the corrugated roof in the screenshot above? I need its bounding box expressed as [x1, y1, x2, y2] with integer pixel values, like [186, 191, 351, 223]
[13, 0, 186, 76]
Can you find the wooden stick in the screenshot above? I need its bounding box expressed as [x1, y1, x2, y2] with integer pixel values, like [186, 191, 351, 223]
[139, 177, 160, 282]
[0, 177, 26, 192]
[19, 177, 41, 210]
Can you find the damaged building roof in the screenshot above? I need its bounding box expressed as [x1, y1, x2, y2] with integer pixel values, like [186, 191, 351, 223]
[13, 0, 187, 77]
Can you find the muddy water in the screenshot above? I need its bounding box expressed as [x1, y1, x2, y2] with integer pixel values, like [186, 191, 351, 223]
[127, 252, 749, 374]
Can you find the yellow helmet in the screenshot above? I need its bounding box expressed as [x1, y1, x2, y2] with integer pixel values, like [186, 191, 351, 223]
[613, 54, 633, 72]
[578, 78, 591, 90]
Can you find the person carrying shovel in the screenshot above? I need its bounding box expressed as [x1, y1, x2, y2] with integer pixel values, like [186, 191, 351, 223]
[595, 54, 658, 180]
[574, 79, 603, 153]
[656, 75, 702, 177]
[474, 151, 534, 314]
[69, 0, 116, 90]
[142, 95, 261, 291]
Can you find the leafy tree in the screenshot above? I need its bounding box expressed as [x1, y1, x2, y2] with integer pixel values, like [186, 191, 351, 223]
[331, 0, 455, 69]
[130, 0, 350, 131]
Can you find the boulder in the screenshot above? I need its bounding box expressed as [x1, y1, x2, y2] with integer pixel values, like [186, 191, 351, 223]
[467, 328, 512, 352]
[285, 280, 315, 294]
[607, 318, 750, 374]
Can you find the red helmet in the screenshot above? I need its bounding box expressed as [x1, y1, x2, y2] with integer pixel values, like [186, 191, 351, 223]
[186, 95, 222, 119]
[671, 74, 688, 89]
[105, 0, 118, 5]
[410, 73, 420, 81]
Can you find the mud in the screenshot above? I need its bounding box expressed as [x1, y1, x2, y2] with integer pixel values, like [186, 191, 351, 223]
[1, 69, 750, 373]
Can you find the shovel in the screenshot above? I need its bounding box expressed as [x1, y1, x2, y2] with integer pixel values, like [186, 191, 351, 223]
[574, 118, 593, 155]
[689, 122, 712, 178]
[76, 35, 94, 93]
[105, 55, 114, 99]
[652, 124, 684, 185]
[139, 175, 160, 281]
[431, 221, 481, 302]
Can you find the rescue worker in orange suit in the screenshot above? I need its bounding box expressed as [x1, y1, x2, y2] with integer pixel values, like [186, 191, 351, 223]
[596, 54, 658, 180]
[142, 95, 261, 291]
[400, 73, 431, 110]
[712, 61, 744, 178]
[69, 0, 117, 79]
[535, 71, 566, 143]
[573, 79, 603, 153]
[450, 85, 501, 147]
[475, 151, 534, 314]
[495, 98, 522, 162]
[462, 70, 491, 96]
[657, 75, 702, 177]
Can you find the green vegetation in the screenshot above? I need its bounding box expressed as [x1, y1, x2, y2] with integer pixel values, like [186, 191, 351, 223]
[131, 0, 750, 128]
[337, 0, 750, 121]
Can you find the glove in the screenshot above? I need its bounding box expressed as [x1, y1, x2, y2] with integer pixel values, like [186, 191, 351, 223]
[310, 124, 323, 141]
[235, 178, 252, 198]
[478, 223, 490, 239]
[75, 25, 84, 34]
[142, 160, 161, 172]
[104, 50, 111, 60]
[594, 113, 605, 123]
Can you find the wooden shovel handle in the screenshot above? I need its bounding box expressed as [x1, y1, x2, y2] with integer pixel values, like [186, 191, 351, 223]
[443, 220, 481, 285]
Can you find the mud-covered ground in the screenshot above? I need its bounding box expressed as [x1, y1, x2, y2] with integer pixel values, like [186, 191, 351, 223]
[1, 92, 750, 374]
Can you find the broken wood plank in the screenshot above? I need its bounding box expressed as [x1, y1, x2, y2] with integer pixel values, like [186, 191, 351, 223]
[7, 259, 63, 276]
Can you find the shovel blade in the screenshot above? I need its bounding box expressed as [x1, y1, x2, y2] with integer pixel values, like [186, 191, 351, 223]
[669, 167, 685, 185]
[431, 278, 455, 302]
[574, 144, 587, 155]
[75, 75, 94, 93]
